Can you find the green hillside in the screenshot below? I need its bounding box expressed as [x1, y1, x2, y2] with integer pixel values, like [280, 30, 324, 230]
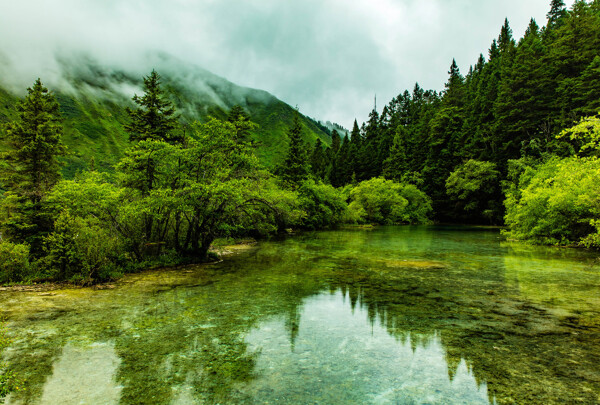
[0, 55, 331, 176]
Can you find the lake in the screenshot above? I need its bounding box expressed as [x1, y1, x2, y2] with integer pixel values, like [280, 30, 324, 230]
[2, 226, 599, 404]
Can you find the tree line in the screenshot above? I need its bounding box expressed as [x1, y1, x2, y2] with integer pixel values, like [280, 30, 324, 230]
[307, 0, 600, 244]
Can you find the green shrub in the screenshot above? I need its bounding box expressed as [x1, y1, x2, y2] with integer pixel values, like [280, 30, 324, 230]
[446, 159, 502, 223]
[43, 211, 123, 283]
[504, 156, 600, 246]
[297, 180, 348, 229]
[347, 178, 432, 225]
[0, 240, 30, 284]
[399, 183, 434, 224]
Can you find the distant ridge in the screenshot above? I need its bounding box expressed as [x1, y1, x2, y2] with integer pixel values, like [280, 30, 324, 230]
[0, 52, 331, 176]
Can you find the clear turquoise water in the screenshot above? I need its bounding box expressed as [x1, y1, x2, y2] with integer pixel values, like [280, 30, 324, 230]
[2, 226, 600, 404]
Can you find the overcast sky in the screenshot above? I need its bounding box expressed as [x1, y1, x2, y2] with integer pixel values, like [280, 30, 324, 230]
[0, 0, 574, 128]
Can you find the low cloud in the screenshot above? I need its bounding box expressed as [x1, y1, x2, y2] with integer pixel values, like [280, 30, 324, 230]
[0, 0, 572, 128]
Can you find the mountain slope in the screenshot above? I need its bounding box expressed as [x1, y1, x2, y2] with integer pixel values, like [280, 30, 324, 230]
[0, 54, 331, 176]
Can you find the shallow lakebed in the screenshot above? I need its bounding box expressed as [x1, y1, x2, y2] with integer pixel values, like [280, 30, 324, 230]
[2, 226, 600, 404]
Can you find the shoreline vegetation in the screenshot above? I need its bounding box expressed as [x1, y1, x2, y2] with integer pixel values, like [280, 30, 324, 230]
[0, 236, 259, 293]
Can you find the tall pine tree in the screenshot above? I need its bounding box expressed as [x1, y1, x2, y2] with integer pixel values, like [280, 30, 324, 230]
[125, 70, 179, 144]
[0, 79, 66, 252]
[123, 71, 179, 243]
[547, 0, 567, 29]
[279, 111, 309, 186]
[310, 138, 327, 180]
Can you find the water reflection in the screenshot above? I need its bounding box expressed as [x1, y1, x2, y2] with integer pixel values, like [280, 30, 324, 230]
[243, 290, 491, 404]
[38, 342, 121, 405]
[1, 226, 599, 404]
[503, 242, 600, 322]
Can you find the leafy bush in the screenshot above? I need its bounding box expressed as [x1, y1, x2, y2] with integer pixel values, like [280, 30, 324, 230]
[446, 159, 502, 223]
[558, 112, 600, 156]
[0, 240, 30, 284]
[399, 183, 434, 224]
[297, 180, 348, 229]
[347, 178, 432, 225]
[43, 211, 122, 283]
[504, 156, 600, 246]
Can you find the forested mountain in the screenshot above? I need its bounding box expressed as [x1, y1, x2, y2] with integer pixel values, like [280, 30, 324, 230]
[0, 54, 331, 176]
[316, 0, 600, 223]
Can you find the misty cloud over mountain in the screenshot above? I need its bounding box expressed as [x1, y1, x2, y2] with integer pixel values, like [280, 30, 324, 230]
[0, 0, 572, 127]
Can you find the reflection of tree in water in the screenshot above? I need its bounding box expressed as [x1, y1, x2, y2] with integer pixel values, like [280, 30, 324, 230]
[323, 260, 600, 405]
[3, 250, 327, 404]
[3, 227, 600, 404]
[109, 263, 327, 403]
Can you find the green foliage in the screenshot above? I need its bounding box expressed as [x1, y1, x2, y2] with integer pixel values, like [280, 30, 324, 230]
[0, 71, 330, 284]
[310, 139, 327, 180]
[0, 79, 66, 252]
[446, 159, 502, 222]
[580, 219, 600, 248]
[558, 112, 600, 154]
[547, 0, 567, 28]
[297, 180, 348, 229]
[505, 116, 600, 247]
[47, 171, 143, 260]
[278, 111, 310, 186]
[1, 79, 66, 191]
[347, 178, 432, 225]
[42, 210, 122, 283]
[504, 156, 600, 246]
[397, 183, 435, 225]
[0, 240, 30, 284]
[382, 127, 408, 181]
[337, 0, 600, 226]
[227, 105, 257, 142]
[125, 70, 179, 144]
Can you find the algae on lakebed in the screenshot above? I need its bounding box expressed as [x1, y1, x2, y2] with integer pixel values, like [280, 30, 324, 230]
[2, 226, 600, 404]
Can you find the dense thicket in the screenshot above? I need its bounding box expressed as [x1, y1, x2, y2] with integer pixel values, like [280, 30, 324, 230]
[312, 0, 600, 227]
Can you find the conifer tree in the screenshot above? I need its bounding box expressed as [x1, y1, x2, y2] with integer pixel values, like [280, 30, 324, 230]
[330, 129, 341, 155]
[227, 105, 248, 123]
[123, 71, 179, 242]
[125, 70, 179, 144]
[310, 138, 327, 180]
[495, 17, 550, 160]
[349, 120, 362, 180]
[227, 105, 254, 141]
[0, 79, 66, 252]
[336, 135, 353, 186]
[360, 109, 381, 179]
[444, 59, 465, 107]
[382, 127, 408, 181]
[279, 111, 309, 186]
[547, 0, 567, 29]
[498, 18, 515, 53]
[571, 56, 600, 117]
[324, 129, 342, 183]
